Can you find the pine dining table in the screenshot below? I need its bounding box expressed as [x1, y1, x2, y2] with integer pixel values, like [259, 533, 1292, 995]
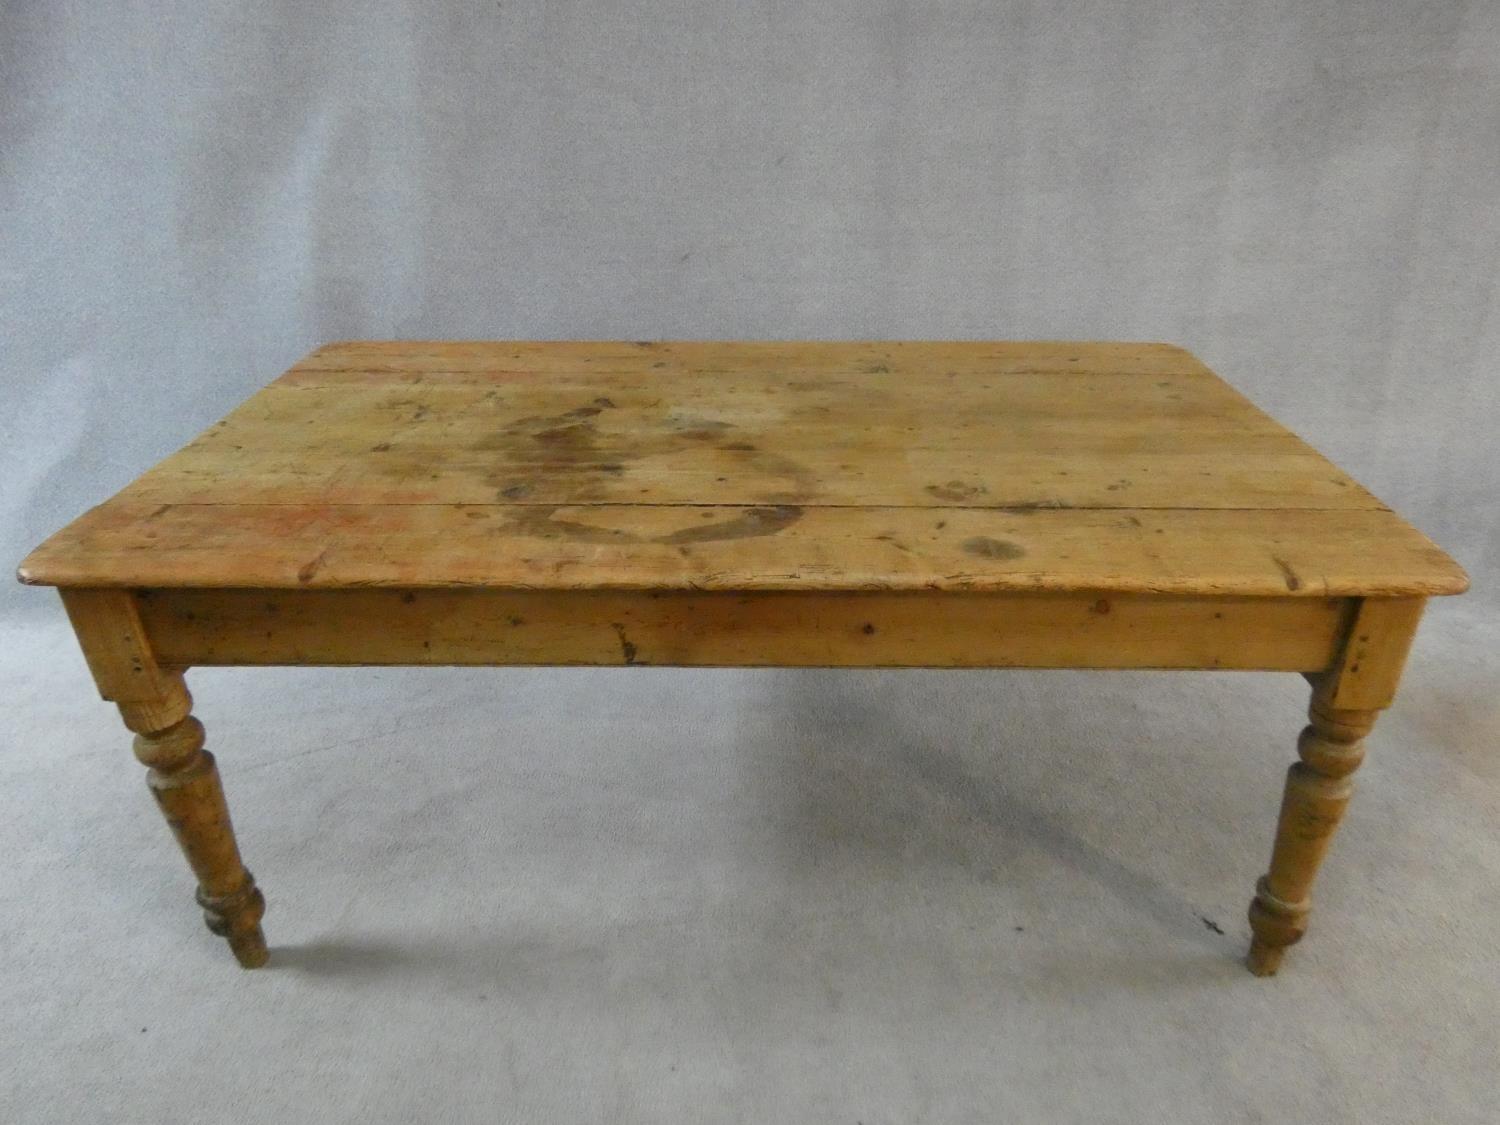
[17, 340, 1467, 975]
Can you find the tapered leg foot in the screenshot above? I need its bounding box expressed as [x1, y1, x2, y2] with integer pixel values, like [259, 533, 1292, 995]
[124, 682, 269, 968]
[201, 881, 269, 967]
[1245, 687, 1375, 976]
[1246, 938, 1283, 977]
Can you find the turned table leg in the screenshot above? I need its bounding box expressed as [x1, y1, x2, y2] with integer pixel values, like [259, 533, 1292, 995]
[60, 588, 267, 967]
[1246, 689, 1373, 975]
[1245, 596, 1426, 976]
[122, 679, 267, 967]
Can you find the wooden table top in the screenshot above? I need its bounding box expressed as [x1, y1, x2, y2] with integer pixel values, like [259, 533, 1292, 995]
[18, 341, 1466, 598]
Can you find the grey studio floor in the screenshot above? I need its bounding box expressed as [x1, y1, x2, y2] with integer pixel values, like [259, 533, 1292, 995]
[1, 599, 1496, 1124]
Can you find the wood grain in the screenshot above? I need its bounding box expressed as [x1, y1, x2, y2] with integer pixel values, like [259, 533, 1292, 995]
[1247, 680, 1379, 976]
[17, 341, 1468, 975]
[1327, 597, 1426, 710]
[58, 589, 267, 967]
[21, 502, 1463, 596]
[135, 588, 1349, 670]
[15, 340, 1467, 598]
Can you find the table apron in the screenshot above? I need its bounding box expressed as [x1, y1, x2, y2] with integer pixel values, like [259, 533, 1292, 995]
[128, 588, 1353, 672]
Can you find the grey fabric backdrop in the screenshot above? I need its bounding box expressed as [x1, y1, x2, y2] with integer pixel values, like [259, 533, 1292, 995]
[2, 1, 1496, 611]
[4, 6, 1499, 1122]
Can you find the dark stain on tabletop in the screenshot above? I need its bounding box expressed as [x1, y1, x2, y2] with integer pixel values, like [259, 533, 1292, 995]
[961, 536, 1026, 560]
[676, 421, 734, 442]
[656, 505, 803, 545]
[926, 481, 988, 503]
[295, 547, 331, 583]
[533, 422, 596, 450]
[1270, 554, 1303, 591]
[502, 507, 638, 544]
[477, 395, 815, 509]
[496, 503, 805, 547]
[611, 623, 640, 664]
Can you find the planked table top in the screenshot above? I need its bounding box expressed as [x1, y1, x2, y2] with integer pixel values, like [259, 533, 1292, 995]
[18, 341, 1467, 598]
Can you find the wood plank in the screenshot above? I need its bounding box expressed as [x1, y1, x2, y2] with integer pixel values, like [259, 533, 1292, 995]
[19, 502, 1466, 596]
[1328, 597, 1427, 710]
[58, 588, 180, 703]
[15, 342, 1468, 599]
[137, 588, 1349, 671]
[114, 361, 1385, 510]
[122, 450, 1373, 510]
